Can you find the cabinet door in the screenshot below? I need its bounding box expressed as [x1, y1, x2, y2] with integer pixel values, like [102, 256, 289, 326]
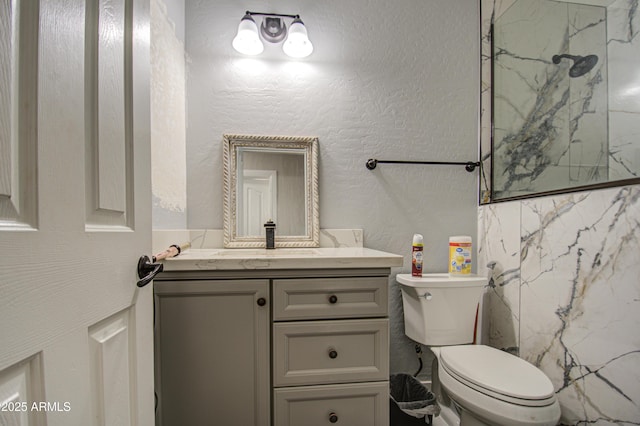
[154, 280, 270, 426]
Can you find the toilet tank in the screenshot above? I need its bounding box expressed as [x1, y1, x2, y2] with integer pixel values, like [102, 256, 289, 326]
[396, 273, 487, 346]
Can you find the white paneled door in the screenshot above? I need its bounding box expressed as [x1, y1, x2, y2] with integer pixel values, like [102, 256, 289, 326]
[0, 1, 153, 425]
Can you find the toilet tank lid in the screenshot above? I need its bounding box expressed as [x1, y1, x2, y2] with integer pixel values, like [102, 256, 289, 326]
[440, 345, 555, 400]
[396, 273, 487, 288]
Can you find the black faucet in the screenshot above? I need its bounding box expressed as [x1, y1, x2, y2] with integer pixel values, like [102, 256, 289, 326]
[264, 220, 276, 249]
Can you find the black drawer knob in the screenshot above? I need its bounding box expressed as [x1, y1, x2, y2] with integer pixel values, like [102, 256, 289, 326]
[329, 413, 338, 423]
[257, 297, 267, 306]
[328, 294, 338, 304]
[328, 349, 338, 359]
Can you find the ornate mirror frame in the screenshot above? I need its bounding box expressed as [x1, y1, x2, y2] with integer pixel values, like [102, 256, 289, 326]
[222, 134, 319, 248]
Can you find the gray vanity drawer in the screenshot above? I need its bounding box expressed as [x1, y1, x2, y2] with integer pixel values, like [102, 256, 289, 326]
[272, 277, 388, 321]
[273, 319, 389, 387]
[273, 381, 389, 426]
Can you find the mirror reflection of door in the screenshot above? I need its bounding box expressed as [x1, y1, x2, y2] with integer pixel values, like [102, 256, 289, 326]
[238, 148, 306, 236]
[239, 170, 277, 236]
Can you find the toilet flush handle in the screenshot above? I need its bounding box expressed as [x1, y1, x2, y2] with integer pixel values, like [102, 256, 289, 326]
[420, 292, 432, 301]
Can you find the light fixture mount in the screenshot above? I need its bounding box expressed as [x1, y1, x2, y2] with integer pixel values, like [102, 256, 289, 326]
[260, 17, 287, 43]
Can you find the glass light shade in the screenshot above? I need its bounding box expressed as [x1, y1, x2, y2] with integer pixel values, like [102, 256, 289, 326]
[282, 19, 313, 58]
[232, 15, 264, 55]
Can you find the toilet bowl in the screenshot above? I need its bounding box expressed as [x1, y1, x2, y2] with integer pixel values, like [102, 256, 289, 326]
[396, 274, 561, 426]
[433, 345, 560, 425]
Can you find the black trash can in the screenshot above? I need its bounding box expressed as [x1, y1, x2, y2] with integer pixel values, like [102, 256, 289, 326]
[389, 374, 440, 425]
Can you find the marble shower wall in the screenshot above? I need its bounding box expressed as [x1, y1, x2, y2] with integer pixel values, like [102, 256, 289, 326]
[480, 0, 640, 202]
[608, 0, 640, 180]
[493, 0, 607, 198]
[478, 184, 640, 424]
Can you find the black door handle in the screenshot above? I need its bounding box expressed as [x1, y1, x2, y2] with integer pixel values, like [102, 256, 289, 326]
[137, 255, 164, 287]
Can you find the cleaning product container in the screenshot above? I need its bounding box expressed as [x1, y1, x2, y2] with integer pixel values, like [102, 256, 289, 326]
[412, 234, 424, 277]
[449, 236, 472, 275]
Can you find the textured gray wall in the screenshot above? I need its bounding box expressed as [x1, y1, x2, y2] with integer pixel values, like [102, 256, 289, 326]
[151, 0, 187, 229]
[185, 0, 480, 377]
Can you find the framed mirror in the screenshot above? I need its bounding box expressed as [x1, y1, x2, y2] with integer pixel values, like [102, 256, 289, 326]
[480, 0, 640, 203]
[222, 134, 319, 248]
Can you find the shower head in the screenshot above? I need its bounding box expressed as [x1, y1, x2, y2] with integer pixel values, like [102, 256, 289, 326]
[552, 54, 599, 78]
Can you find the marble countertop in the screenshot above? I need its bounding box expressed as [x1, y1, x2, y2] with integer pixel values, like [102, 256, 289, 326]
[160, 247, 404, 271]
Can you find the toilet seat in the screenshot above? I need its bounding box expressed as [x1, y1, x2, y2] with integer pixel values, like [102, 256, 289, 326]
[439, 345, 556, 407]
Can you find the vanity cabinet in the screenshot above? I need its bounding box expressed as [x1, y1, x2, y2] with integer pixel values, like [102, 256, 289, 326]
[155, 264, 397, 426]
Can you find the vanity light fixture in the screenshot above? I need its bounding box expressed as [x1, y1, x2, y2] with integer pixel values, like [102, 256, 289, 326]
[232, 11, 313, 58]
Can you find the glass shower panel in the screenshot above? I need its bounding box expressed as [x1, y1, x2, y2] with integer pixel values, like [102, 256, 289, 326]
[492, 0, 607, 199]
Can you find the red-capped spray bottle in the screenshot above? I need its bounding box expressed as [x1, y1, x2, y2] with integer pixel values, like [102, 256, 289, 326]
[412, 234, 424, 277]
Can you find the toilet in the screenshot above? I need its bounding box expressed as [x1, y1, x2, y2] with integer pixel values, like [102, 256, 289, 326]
[397, 273, 561, 426]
